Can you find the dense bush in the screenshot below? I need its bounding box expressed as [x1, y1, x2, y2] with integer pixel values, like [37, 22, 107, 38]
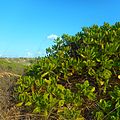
[15, 22, 120, 120]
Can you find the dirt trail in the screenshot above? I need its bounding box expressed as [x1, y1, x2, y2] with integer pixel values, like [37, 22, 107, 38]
[0, 72, 20, 120]
[0, 72, 20, 78]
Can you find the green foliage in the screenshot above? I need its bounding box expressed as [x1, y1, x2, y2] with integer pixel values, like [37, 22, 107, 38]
[14, 22, 120, 119]
[95, 85, 120, 120]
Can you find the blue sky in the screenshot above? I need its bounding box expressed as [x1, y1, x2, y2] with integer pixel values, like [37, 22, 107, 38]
[0, 0, 120, 57]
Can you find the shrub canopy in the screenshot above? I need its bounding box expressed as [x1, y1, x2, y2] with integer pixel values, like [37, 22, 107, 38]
[15, 22, 120, 120]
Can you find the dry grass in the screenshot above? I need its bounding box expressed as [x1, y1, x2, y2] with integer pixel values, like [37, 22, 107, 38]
[0, 72, 21, 120]
[0, 72, 45, 120]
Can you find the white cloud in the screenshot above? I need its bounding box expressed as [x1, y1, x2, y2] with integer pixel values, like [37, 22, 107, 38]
[47, 34, 58, 40]
[24, 50, 46, 58]
[36, 51, 45, 56]
[26, 51, 33, 57]
[37, 51, 41, 55]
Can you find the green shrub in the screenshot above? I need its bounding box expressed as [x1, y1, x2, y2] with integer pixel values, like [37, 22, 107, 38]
[15, 22, 120, 120]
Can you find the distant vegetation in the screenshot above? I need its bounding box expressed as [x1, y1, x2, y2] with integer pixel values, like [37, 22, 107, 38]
[0, 57, 35, 75]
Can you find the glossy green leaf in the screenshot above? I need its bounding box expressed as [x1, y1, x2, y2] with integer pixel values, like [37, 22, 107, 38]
[16, 102, 23, 107]
[59, 100, 65, 107]
[33, 107, 41, 113]
[25, 101, 32, 106]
